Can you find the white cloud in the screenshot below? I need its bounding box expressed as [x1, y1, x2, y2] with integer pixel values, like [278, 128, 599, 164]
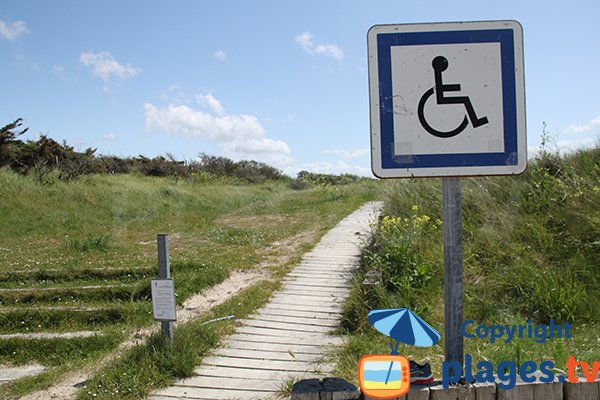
[529, 116, 598, 157]
[213, 50, 227, 61]
[290, 160, 372, 177]
[0, 19, 29, 41]
[103, 132, 118, 142]
[53, 66, 66, 80]
[565, 115, 600, 134]
[79, 51, 140, 82]
[528, 136, 597, 159]
[144, 95, 293, 167]
[295, 31, 343, 61]
[556, 137, 597, 153]
[324, 148, 369, 159]
[195, 93, 225, 116]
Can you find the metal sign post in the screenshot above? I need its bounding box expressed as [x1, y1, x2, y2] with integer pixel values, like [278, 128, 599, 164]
[442, 178, 464, 374]
[157, 234, 174, 342]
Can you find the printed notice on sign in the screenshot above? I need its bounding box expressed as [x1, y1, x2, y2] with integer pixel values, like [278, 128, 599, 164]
[151, 279, 177, 321]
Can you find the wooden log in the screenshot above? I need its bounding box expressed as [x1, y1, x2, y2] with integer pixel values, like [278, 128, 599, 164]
[563, 374, 600, 399]
[428, 382, 476, 400]
[406, 383, 430, 400]
[291, 378, 360, 400]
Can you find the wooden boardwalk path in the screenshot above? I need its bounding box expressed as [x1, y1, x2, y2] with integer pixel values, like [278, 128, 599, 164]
[149, 201, 382, 400]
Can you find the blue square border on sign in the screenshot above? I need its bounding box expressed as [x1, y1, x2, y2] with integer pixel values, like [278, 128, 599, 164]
[377, 29, 517, 170]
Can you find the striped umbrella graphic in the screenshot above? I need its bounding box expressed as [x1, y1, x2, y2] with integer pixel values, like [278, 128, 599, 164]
[368, 308, 440, 384]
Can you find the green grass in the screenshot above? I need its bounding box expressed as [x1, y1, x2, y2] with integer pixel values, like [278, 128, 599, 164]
[76, 280, 280, 400]
[0, 333, 123, 367]
[336, 146, 600, 383]
[0, 168, 382, 398]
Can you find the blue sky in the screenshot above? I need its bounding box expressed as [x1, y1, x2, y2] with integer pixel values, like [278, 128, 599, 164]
[1, 0, 598, 176]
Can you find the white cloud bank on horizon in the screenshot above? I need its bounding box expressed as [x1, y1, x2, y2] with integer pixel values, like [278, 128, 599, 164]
[144, 94, 293, 167]
[80, 51, 141, 82]
[295, 31, 344, 61]
[565, 115, 600, 134]
[289, 160, 372, 177]
[0, 19, 29, 41]
[323, 148, 369, 159]
[529, 115, 599, 157]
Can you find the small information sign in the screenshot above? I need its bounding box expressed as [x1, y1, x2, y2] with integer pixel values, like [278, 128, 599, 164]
[151, 279, 176, 321]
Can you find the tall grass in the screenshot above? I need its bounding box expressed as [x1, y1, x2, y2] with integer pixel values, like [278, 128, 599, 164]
[0, 168, 381, 398]
[337, 145, 600, 381]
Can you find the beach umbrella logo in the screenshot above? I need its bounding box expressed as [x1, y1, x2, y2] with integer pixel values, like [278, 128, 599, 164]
[358, 308, 440, 399]
[368, 308, 440, 352]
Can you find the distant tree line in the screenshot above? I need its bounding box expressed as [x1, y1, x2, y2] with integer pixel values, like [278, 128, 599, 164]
[0, 118, 288, 184]
[0, 118, 369, 186]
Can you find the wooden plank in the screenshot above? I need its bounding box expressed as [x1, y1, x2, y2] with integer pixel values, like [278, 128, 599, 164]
[271, 293, 346, 304]
[302, 253, 359, 258]
[174, 375, 281, 391]
[239, 319, 333, 333]
[153, 385, 275, 400]
[276, 290, 349, 300]
[276, 288, 345, 297]
[296, 264, 355, 270]
[256, 307, 339, 320]
[194, 365, 319, 381]
[266, 302, 342, 314]
[294, 264, 355, 270]
[286, 275, 352, 282]
[251, 313, 339, 327]
[288, 270, 352, 277]
[286, 274, 352, 281]
[269, 296, 345, 308]
[235, 326, 337, 342]
[211, 348, 320, 362]
[225, 332, 342, 347]
[281, 280, 352, 289]
[272, 292, 348, 302]
[219, 340, 323, 354]
[263, 302, 342, 314]
[288, 271, 352, 277]
[201, 356, 325, 372]
[283, 278, 352, 286]
[274, 290, 346, 300]
[280, 284, 348, 294]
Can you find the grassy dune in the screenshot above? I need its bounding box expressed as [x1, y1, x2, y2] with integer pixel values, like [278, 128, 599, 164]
[0, 169, 380, 398]
[338, 146, 600, 381]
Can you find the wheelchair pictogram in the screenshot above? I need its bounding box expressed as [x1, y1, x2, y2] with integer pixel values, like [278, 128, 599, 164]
[417, 56, 489, 138]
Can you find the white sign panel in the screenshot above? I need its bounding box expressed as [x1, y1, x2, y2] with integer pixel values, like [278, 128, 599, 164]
[151, 279, 176, 321]
[368, 20, 526, 178]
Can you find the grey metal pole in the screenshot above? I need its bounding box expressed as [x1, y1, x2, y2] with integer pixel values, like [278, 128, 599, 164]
[442, 177, 463, 375]
[157, 234, 174, 342]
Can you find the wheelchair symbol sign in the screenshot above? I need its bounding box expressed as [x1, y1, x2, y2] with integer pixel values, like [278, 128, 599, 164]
[418, 56, 489, 138]
[367, 20, 526, 178]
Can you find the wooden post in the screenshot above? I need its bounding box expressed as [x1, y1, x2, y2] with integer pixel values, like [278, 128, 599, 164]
[157, 234, 174, 342]
[442, 177, 464, 374]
